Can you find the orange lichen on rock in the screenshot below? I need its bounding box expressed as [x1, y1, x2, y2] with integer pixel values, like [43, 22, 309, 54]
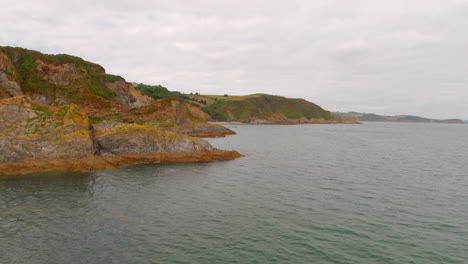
[0, 47, 242, 176]
[0, 97, 243, 176]
[122, 98, 236, 137]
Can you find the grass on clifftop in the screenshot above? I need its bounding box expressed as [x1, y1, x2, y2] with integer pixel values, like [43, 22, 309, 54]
[200, 94, 332, 121]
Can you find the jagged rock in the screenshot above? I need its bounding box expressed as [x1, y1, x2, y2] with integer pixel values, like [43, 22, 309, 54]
[0, 51, 22, 99]
[105, 80, 152, 108]
[0, 96, 37, 122]
[95, 123, 214, 155]
[0, 99, 95, 162]
[0, 73, 23, 98]
[183, 123, 237, 137]
[0, 47, 237, 137]
[123, 98, 236, 137]
[35, 59, 83, 86]
[0, 97, 242, 175]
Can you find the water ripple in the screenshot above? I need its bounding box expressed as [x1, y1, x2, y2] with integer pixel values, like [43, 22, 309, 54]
[1, 123, 468, 263]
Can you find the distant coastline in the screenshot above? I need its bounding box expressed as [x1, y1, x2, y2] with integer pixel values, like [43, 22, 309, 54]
[211, 120, 360, 125]
[333, 112, 465, 124]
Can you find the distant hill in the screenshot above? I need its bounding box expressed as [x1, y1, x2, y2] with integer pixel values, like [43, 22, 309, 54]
[200, 94, 332, 123]
[185, 94, 357, 124]
[333, 112, 465, 124]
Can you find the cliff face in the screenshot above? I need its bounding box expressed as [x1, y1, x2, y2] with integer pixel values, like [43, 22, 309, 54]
[95, 123, 215, 154]
[0, 47, 241, 176]
[0, 46, 235, 137]
[0, 47, 151, 108]
[104, 80, 152, 108]
[0, 97, 242, 176]
[0, 97, 95, 162]
[0, 51, 23, 98]
[123, 98, 235, 137]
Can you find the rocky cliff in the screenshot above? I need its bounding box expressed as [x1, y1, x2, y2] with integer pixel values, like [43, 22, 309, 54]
[0, 46, 235, 137]
[0, 97, 95, 162]
[0, 97, 242, 176]
[0, 47, 241, 176]
[122, 97, 235, 137]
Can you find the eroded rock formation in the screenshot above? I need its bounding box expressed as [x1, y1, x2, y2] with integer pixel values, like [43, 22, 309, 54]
[0, 97, 242, 176]
[0, 47, 235, 137]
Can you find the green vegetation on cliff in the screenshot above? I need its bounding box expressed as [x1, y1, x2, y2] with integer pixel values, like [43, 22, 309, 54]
[199, 94, 333, 122]
[135, 85, 336, 123]
[134, 83, 192, 101]
[0, 46, 345, 126]
[0, 97, 241, 175]
[0, 46, 123, 101]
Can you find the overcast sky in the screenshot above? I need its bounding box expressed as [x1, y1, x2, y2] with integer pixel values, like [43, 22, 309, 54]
[1, 0, 468, 119]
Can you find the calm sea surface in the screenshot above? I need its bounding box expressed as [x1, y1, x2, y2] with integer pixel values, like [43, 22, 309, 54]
[1, 123, 467, 264]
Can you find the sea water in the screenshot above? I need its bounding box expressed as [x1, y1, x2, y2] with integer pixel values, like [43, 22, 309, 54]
[1, 122, 467, 263]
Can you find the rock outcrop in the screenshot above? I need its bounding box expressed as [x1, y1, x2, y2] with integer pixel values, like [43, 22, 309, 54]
[104, 80, 152, 108]
[0, 51, 23, 98]
[122, 98, 236, 137]
[0, 46, 234, 137]
[0, 97, 95, 162]
[35, 59, 83, 86]
[0, 97, 242, 176]
[95, 123, 214, 154]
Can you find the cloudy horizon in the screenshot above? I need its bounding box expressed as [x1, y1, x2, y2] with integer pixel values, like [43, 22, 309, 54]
[1, 0, 467, 119]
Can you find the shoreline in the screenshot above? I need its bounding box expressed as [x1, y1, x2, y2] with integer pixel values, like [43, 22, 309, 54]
[184, 130, 237, 138]
[0, 150, 243, 176]
[211, 120, 361, 125]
